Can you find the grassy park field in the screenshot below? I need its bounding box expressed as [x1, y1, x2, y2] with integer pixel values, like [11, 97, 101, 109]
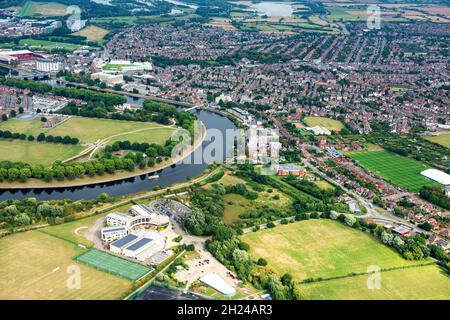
[240, 219, 426, 281]
[73, 26, 109, 42]
[346, 150, 437, 192]
[303, 116, 344, 131]
[0, 139, 84, 166]
[19, 39, 81, 51]
[298, 264, 450, 300]
[425, 133, 450, 149]
[20, 1, 68, 17]
[0, 117, 176, 145]
[0, 231, 132, 300]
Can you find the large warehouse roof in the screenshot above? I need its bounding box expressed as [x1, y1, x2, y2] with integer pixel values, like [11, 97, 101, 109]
[200, 273, 235, 296]
[421, 169, 450, 186]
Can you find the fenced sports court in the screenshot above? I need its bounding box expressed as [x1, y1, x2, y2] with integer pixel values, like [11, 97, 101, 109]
[76, 249, 153, 281]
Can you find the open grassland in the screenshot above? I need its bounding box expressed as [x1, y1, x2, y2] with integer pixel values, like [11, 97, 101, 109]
[298, 264, 450, 300]
[313, 179, 335, 190]
[0, 139, 84, 166]
[207, 173, 292, 225]
[19, 39, 81, 51]
[425, 133, 450, 149]
[0, 231, 131, 300]
[240, 220, 426, 281]
[20, 1, 68, 17]
[73, 26, 109, 42]
[0, 117, 176, 145]
[346, 150, 438, 192]
[303, 116, 344, 131]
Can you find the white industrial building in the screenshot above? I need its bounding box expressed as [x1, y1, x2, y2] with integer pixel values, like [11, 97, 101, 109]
[200, 273, 236, 296]
[421, 169, 450, 186]
[101, 226, 128, 242]
[36, 60, 61, 72]
[106, 212, 129, 227]
[91, 72, 124, 85]
[110, 231, 165, 262]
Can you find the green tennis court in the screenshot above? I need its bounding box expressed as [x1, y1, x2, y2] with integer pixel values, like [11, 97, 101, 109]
[76, 249, 153, 281]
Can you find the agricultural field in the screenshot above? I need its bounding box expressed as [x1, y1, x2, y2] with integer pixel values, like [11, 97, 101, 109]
[240, 219, 426, 281]
[303, 116, 344, 131]
[0, 231, 132, 300]
[19, 39, 81, 51]
[425, 133, 450, 149]
[76, 249, 153, 281]
[0, 139, 84, 166]
[20, 1, 68, 17]
[346, 150, 438, 192]
[298, 264, 450, 300]
[0, 117, 176, 145]
[73, 25, 109, 42]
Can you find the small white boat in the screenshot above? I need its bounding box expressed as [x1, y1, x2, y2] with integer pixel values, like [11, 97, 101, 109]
[148, 175, 159, 180]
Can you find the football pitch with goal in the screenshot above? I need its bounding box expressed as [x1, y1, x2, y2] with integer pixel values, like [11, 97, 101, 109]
[76, 249, 153, 281]
[346, 150, 438, 192]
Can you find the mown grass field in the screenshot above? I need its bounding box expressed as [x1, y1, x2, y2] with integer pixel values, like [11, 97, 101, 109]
[207, 173, 292, 225]
[20, 1, 68, 17]
[0, 231, 132, 300]
[73, 25, 109, 42]
[0, 117, 176, 145]
[240, 219, 426, 281]
[303, 116, 344, 131]
[346, 150, 438, 192]
[19, 39, 81, 51]
[425, 133, 450, 149]
[0, 139, 84, 166]
[298, 264, 450, 300]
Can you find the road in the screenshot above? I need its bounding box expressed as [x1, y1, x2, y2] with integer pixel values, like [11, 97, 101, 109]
[304, 159, 429, 235]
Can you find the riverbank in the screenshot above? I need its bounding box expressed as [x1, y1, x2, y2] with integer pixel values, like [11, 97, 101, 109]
[0, 122, 206, 190]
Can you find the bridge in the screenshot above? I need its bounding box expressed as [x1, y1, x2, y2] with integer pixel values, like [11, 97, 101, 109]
[185, 105, 199, 112]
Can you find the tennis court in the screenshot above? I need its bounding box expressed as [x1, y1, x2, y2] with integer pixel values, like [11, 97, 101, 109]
[76, 249, 153, 281]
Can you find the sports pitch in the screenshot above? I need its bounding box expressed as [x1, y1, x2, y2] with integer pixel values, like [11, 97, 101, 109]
[346, 150, 438, 192]
[0, 139, 84, 166]
[303, 116, 344, 131]
[76, 249, 153, 281]
[297, 264, 450, 300]
[0, 117, 176, 145]
[0, 231, 131, 300]
[240, 219, 425, 281]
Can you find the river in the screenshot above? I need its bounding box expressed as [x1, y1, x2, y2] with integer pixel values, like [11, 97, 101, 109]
[0, 83, 237, 201]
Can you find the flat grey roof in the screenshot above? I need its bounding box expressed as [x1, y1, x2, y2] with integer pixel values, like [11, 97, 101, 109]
[102, 226, 127, 233]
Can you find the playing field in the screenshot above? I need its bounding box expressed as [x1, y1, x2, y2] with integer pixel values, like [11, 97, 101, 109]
[76, 249, 153, 281]
[426, 133, 450, 149]
[303, 116, 344, 131]
[0, 231, 131, 300]
[0, 139, 84, 166]
[20, 1, 68, 17]
[298, 264, 450, 300]
[19, 39, 81, 51]
[240, 219, 425, 281]
[0, 117, 176, 145]
[346, 150, 437, 192]
[73, 25, 109, 42]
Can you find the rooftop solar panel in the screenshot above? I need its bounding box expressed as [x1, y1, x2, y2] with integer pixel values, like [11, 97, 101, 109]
[126, 237, 152, 252]
[111, 233, 138, 248]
